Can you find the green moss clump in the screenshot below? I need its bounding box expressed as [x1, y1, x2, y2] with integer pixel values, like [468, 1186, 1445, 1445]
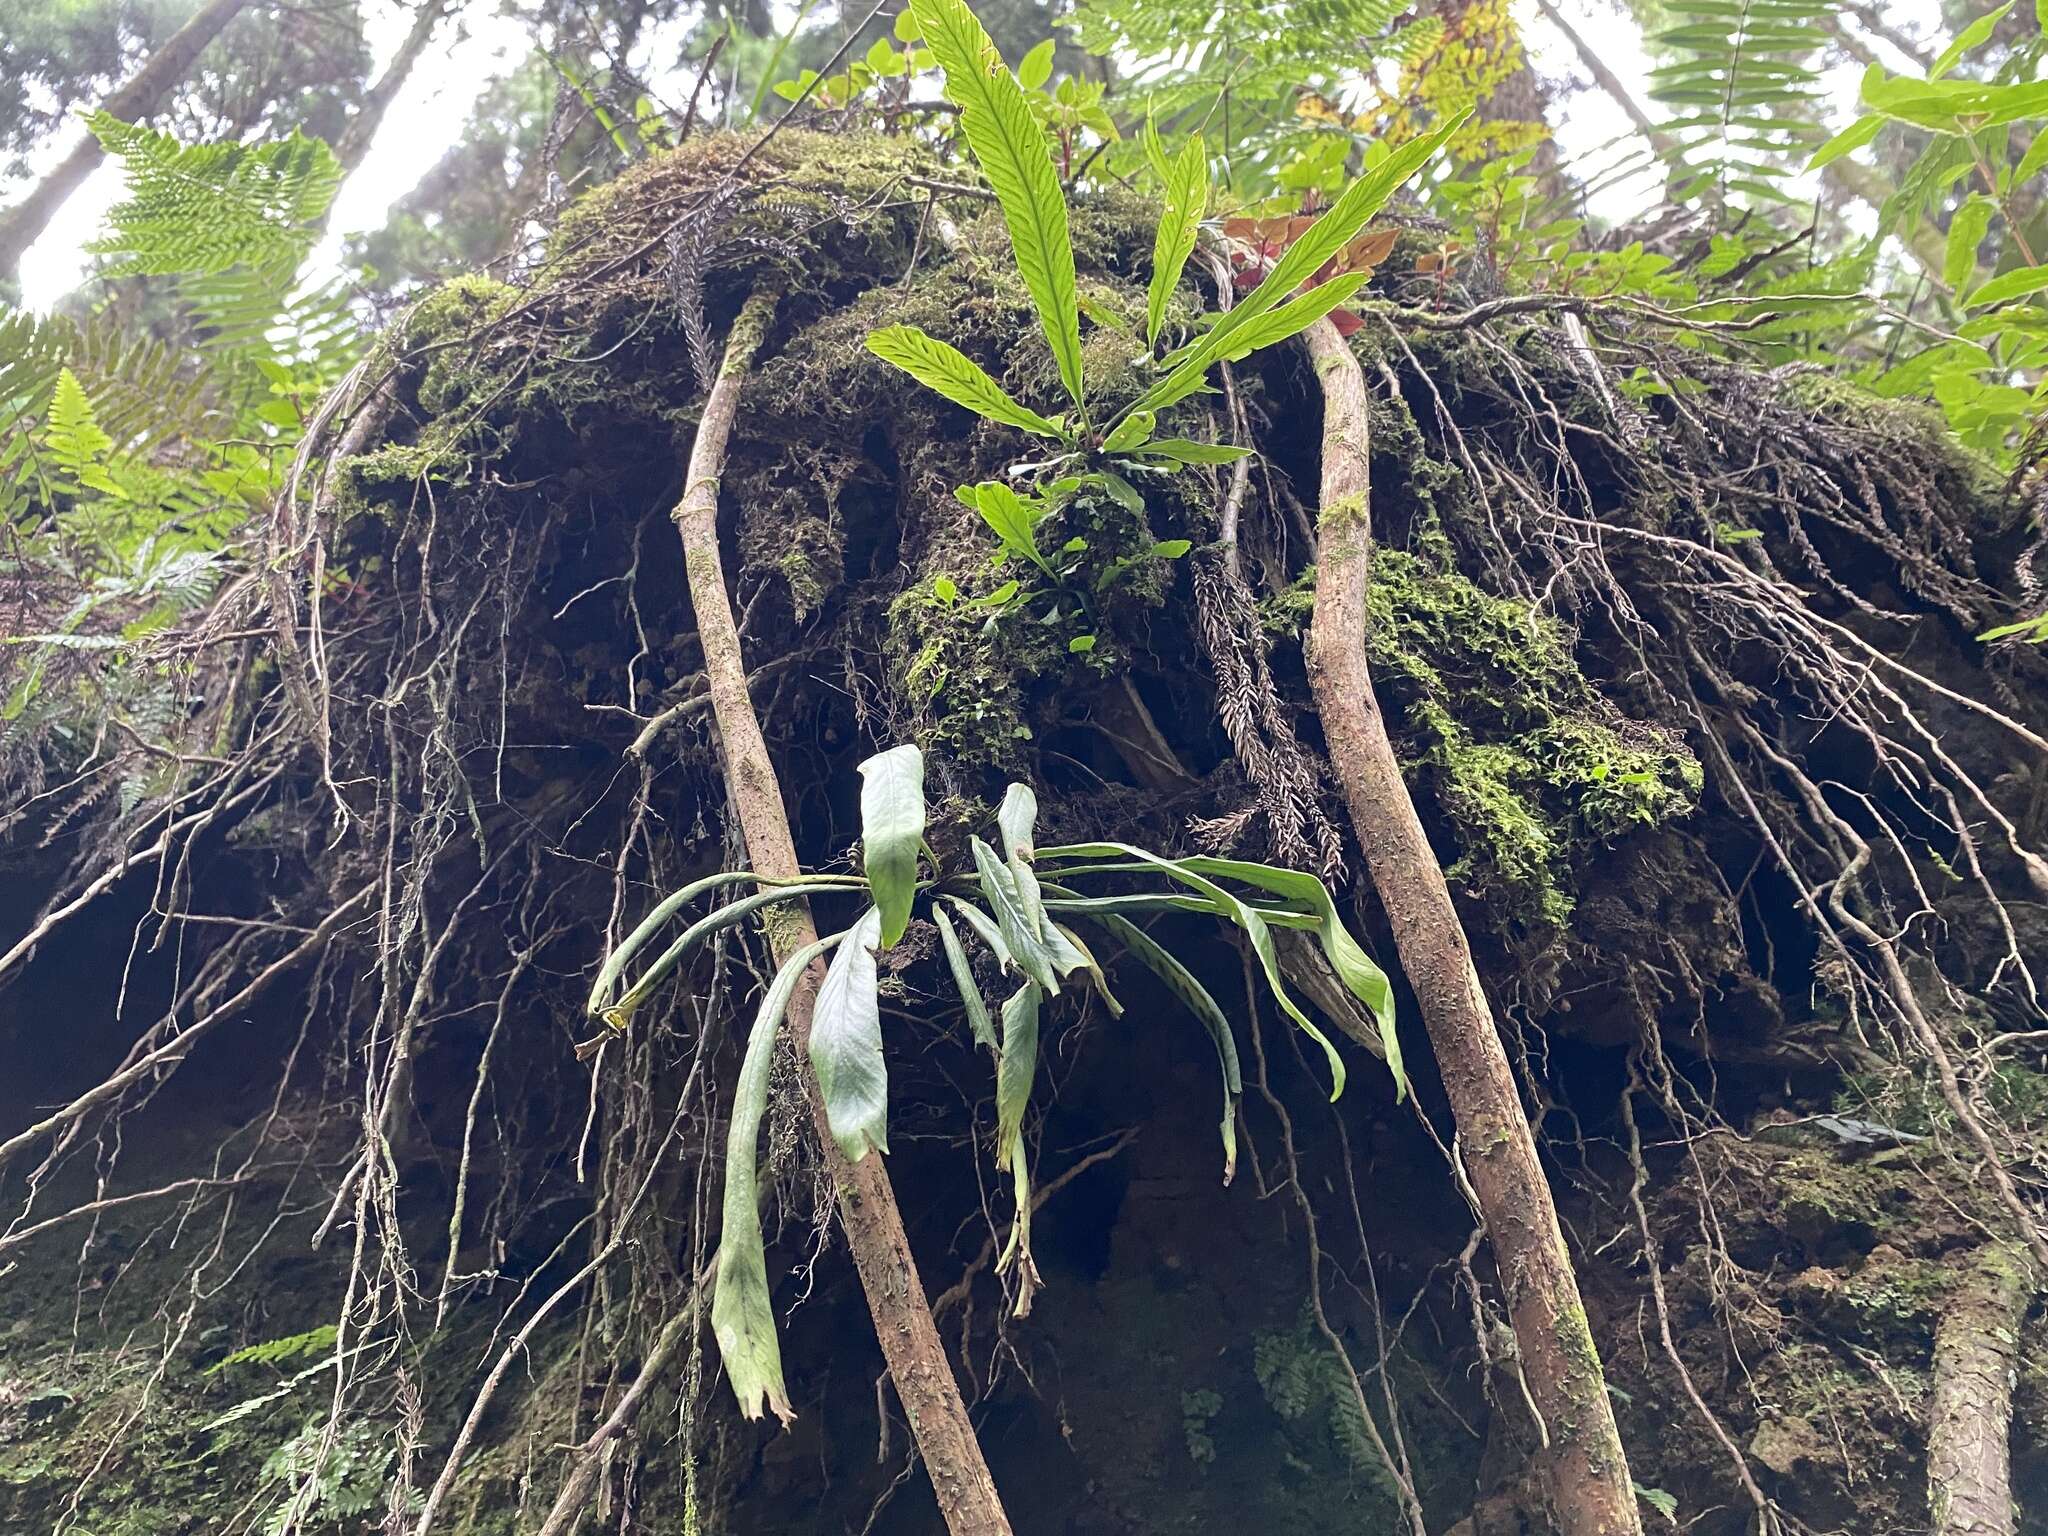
[1271, 548, 1698, 934]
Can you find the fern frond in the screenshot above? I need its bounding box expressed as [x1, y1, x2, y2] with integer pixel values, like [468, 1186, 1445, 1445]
[85, 110, 343, 280]
[1646, 0, 1833, 204]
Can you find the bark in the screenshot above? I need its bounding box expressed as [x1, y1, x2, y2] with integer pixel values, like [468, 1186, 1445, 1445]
[1930, 1247, 2032, 1536]
[670, 291, 1013, 1536]
[0, 0, 256, 283]
[1299, 316, 1642, 1536]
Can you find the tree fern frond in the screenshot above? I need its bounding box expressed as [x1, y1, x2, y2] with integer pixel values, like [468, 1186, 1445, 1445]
[1646, 0, 1833, 204]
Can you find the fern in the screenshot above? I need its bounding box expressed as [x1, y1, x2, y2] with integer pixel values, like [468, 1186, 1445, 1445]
[85, 110, 343, 280]
[1063, 0, 1415, 187]
[1645, 0, 1833, 204]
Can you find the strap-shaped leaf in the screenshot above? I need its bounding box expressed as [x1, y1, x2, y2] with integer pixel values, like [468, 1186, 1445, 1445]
[1095, 912, 1239, 1181]
[1177, 856, 1402, 1095]
[1126, 113, 1464, 420]
[1141, 272, 1369, 415]
[865, 325, 1062, 438]
[972, 836, 1060, 992]
[933, 903, 997, 1050]
[1147, 133, 1207, 347]
[1039, 887, 1320, 928]
[1046, 920, 1122, 1015]
[858, 743, 926, 947]
[587, 869, 859, 1016]
[994, 980, 1041, 1171]
[943, 893, 1015, 972]
[810, 909, 889, 1162]
[714, 930, 844, 1424]
[1135, 438, 1252, 466]
[1034, 841, 1346, 1098]
[911, 0, 1085, 411]
[602, 880, 852, 1029]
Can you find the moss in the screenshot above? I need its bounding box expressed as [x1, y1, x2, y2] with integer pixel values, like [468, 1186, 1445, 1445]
[1269, 548, 1698, 937]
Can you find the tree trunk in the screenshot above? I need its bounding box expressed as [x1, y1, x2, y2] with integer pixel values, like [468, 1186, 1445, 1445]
[1300, 315, 1643, 1536]
[1930, 1246, 2031, 1536]
[671, 291, 1013, 1536]
[0, 0, 256, 283]
[334, 0, 455, 175]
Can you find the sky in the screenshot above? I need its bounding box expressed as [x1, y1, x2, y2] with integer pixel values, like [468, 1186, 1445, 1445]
[13, 0, 1946, 312]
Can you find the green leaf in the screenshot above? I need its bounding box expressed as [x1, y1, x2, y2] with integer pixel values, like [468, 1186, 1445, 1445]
[1067, 633, 1097, 653]
[971, 836, 1060, 992]
[1126, 113, 1461, 420]
[1860, 65, 2048, 132]
[1146, 134, 1207, 348]
[972, 480, 1055, 574]
[858, 743, 926, 947]
[1044, 920, 1122, 1012]
[1807, 112, 1883, 170]
[810, 909, 890, 1162]
[866, 325, 1063, 437]
[942, 893, 1015, 971]
[1095, 912, 1239, 1180]
[1966, 265, 2048, 308]
[994, 980, 1041, 1169]
[1018, 37, 1055, 90]
[1135, 438, 1252, 465]
[1034, 841, 1347, 1097]
[933, 903, 997, 1049]
[1929, 2, 2013, 79]
[1177, 855, 1401, 1094]
[1946, 196, 1995, 292]
[602, 879, 854, 1028]
[1150, 539, 1192, 557]
[911, 0, 1085, 412]
[714, 930, 843, 1424]
[1103, 409, 1157, 453]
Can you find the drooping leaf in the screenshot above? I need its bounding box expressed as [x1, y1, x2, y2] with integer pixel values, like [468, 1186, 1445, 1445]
[994, 980, 1041, 1170]
[911, 0, 1086, 411]
[1095, 912, 1239, 1180]
[858, 743, 926, 947]
[1146, 133, 1207, 347]
[601, 880, 852, 1029]
[714, 931, 844, 1424]
[1177, 855, 1401, 1094]
[1946, 196, 1995, 293]
[1034, 841, 1347, 1097]
[943, 892, 1016, 972]
[1103, 409, 1157, 453]
[810, 909, 890, 1162]
[933, 903, 997, 1050]
[865, 325, 1063, 438]
[587, 869, 860, 1016]
[1045, 920, 1122, 1014]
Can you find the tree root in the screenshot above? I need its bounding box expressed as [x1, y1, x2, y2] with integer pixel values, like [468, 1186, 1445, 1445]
[666, 289, 1012, 1536]
[1299, 314, 1643, 1536]
[1929, 1246, 2031, 1536]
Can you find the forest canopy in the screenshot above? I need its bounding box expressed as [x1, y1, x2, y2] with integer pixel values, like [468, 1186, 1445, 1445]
[2, 1, 2048, 1535]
